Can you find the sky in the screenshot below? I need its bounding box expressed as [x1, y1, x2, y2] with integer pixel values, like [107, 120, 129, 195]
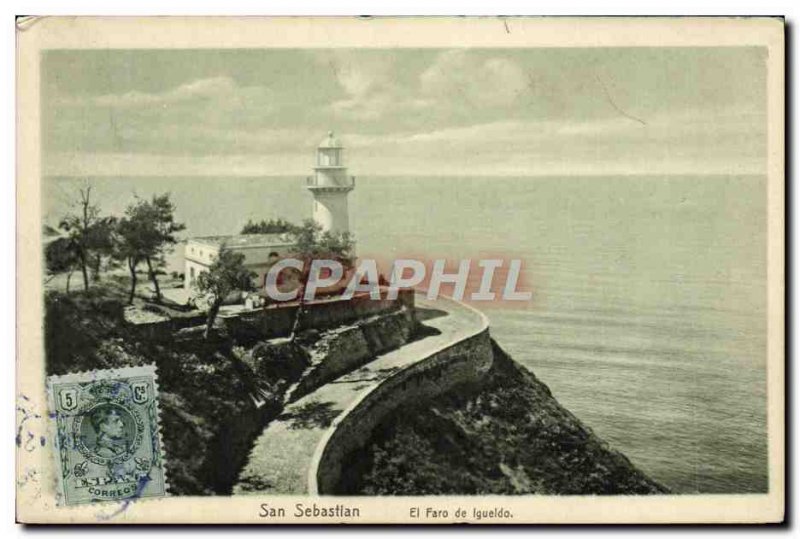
[41, 47, 767, 177]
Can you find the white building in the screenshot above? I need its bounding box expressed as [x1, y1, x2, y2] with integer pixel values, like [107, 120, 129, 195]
[184, 132, 355, 294]
[184, 233, 296, 291]
[307, 131, 355, 234]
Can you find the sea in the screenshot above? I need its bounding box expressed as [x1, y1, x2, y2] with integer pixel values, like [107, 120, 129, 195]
[43, 174, 768, 494]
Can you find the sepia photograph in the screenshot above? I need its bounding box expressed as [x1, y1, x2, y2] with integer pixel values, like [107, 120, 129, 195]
[15, 16, 784, 524]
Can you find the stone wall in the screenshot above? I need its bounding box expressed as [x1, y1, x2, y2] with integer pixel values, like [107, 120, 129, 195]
[126, 288, 414, 343]
[129, 313, 208, 342]
[286, 308, 417, 402]
[311, 327, 494, 494]
[221, 289, 415, 341]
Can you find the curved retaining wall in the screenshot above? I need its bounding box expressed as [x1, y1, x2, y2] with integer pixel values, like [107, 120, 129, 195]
[286, 307, 417, 403]
[308, 297, 492, 495]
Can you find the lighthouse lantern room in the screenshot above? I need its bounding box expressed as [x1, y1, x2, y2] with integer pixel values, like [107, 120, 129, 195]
[307, 131, 355, 234]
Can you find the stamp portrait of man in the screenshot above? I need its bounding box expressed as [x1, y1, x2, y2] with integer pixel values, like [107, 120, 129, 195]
[87, 405, 131, 459]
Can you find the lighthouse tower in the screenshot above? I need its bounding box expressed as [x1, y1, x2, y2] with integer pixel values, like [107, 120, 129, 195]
[307, 131, 355, 234]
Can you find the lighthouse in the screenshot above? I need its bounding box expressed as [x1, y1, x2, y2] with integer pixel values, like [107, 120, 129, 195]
[307, 131, 355, 234]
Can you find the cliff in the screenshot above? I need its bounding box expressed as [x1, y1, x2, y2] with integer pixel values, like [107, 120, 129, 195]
[45, 281, 665, 496]
[336, 340, 668, 495]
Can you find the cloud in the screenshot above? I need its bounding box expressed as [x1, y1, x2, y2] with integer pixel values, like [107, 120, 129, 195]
[328, 50, 531, 121]
[323, 51, 407, 120]
[341, 107, 766, 176]
[57, 76, 245, 109]
[420, 50, 529, 108]
[334, 61, 381, 98]
[99, 123, 321, 155]
[331, 93, 393, 121]
[45, 151, 313, 177]
[46, 75, 288, 154]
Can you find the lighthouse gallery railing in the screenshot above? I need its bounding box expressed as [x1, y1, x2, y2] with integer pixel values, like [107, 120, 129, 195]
[306, 175, 356, 188]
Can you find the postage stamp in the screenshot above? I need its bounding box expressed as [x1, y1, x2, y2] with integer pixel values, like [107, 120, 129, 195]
[46, 365, 168, 506]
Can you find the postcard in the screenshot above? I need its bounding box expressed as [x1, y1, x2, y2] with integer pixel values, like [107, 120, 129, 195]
[16, 16, 784, 524]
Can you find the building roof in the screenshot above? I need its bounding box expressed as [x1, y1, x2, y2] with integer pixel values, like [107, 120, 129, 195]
[318, 131, 342, 149]
[189, 233, 296, 249]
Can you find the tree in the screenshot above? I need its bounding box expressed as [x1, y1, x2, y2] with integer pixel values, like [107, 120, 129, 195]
[195, 248, 256, 339]
[240, 218, 299, 235]
[289, 219, 356, 340]
[114, 211, 150, 305]
[137, 194, 185, 302]
[85, 217, 118, 282]
[58, 186, 115, 291]
[112, 194, 185, 304]
[44, 237, 80, 292]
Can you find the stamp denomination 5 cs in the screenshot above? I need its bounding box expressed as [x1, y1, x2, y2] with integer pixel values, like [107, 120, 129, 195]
[47, 365, 168, 506]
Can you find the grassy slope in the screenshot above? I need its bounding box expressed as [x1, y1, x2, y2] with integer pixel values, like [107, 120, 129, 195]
[339, 340, 668, 495]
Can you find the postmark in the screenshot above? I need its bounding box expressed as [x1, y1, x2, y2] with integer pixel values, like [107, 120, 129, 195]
[47, 365, 168, 506]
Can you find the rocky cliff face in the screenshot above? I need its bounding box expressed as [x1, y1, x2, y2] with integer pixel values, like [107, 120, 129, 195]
[336, 340, 668, 495]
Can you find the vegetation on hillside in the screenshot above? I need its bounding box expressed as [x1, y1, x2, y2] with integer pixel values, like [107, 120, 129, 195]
[45, 237, 82, 293]
[44, 280, 281, 494]
[195, 248, 256, 338]
[289, 219, 356, 340]
[240, 218, 299, 235]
